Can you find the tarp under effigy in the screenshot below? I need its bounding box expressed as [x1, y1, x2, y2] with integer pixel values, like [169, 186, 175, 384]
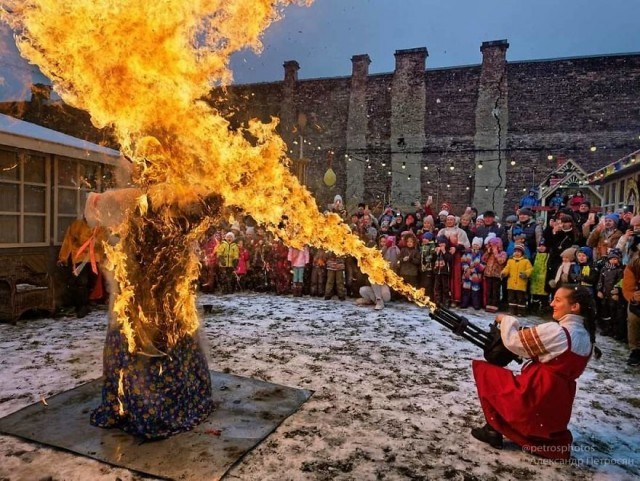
[0, 371, 312, 481]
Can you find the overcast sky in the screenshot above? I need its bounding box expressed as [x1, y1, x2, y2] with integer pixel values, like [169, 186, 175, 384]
[230, 0, 640, 83]
[1, 0, 639, 99]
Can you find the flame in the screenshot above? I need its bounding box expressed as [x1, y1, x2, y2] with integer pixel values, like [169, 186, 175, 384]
[1, 1, 435, 352]
[117, 368, 125, 416]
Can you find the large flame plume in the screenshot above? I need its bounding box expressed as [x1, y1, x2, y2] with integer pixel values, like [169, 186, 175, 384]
[1, 0, 435, 352]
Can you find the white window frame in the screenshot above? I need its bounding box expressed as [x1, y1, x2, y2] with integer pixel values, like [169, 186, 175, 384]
[0, 148, 50, 247]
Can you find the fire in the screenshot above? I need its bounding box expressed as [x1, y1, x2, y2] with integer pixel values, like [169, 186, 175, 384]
[1, 1, 435, 352]
[117, 368, 125, 416]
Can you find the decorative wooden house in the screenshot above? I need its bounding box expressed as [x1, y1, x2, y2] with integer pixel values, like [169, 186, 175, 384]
[536, 158, 603, 220]
[0, 114, 120, 322]
[587, 149, 640, 214]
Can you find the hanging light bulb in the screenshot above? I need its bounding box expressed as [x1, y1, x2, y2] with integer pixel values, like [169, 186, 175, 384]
[381, 161, 387, 167]
[590, 145, 597, 152]
[547, 155, 554, 160]
[484, 187, 488, 192]
[293, 140, 298, 145]
[402, 162, 406, 169]
[478, 160, 483, 169]
[423, 165, 428, 171]
[465, 186, 470, 191]
[449, 162, 455, 171]
[367, 164, 372, 169]
[408, 175, 412, 180]
[344, 154, 349, 158]
[447, 184, 451, 188]
[504, 188, 508, 192]
[365, 156, 370, 163]
[317, 146, 322, 150]
[427, 180, 431, 185]
[388, 171, 392, 176]
[523, 187, 527, 192]
[510, 159, 516, 166]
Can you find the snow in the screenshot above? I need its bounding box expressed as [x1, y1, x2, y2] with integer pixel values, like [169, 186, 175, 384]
[0, 113, 120, 158]
[1, 293, 639, 481]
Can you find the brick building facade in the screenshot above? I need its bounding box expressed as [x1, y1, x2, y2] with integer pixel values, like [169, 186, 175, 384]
[214, 40, 640, 216]
[3, 39, 640, 217]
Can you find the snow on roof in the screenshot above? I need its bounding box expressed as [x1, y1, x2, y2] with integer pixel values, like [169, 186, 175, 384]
[0, 113, 121, 164]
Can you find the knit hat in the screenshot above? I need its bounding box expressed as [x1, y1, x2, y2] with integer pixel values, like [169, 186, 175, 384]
[385, 236, 395, 248]
[578, 246, 593, 261]
[476, 215, 484, 222]
[608, 248, 622, 259]
[422, 232, 434, 241]
[424, 215, 434, 226]
[487, 236, 503, 248]
[225, 232, 235, 241]
[436, 235, 449, 247]
[560, 246, 577, 260]
[333, 194, 343, 203]
[580, 200, 591, 208]
[513, 243, 526, 254]
[381, 220, 390, 228]
[438, 210, 449, 217]
[519, 208, 533, 217]
[483, 210, 496, 218]
[605, 213, 620, 223]
[505, 214, 517, 223]
[472, 236, 484, 248]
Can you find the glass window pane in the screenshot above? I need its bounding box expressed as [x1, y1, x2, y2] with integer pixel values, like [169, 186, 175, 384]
[102, 166, 117, 190]
[79, 162, 99, 190]
[24, 185, 46, 213]
[24, 154, 47, 183]
[57, 216, 74, 242]
[24, 216, 46, 243]
[0, 215, 19, 243]
[0, 149, 19, 181]
[57, 158, 77, 187]
[619, 180, 625, 204]
[0, 183, 19, 212]
[58, 188, 78, 215]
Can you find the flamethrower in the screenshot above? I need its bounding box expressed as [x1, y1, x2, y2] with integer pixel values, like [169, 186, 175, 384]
[428, 304, 520, 366]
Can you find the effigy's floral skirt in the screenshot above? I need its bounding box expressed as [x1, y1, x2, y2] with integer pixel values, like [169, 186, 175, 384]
[90, 327, 214, 440]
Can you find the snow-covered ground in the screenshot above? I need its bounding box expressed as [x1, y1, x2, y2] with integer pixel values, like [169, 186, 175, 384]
[1, 293, 638, 481]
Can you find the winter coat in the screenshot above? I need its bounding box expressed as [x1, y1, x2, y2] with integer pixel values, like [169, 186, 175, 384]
[483, 249, 508, 278]
[587, 227, 623, 261]
[569, 262, 599, 290]
[434, 248, 452, 275]
[235, 248, 250, 275]
[502, 257, 533, 291]
[325, 252, 346, 271]
[420, 242, 437, 273]
[287, 246, 310, 268]
[216, 240, 239, 268]
[397, 245, 421, 278]
[597, 262, 623, 299]
[461, 248, 485, 291]
[529, 252, 549, 296]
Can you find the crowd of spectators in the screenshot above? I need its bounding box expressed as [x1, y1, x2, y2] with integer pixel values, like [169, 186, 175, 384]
[198, 192, 640, 367]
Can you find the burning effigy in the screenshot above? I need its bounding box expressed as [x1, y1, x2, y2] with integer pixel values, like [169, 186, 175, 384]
[1, 0, 435, 439]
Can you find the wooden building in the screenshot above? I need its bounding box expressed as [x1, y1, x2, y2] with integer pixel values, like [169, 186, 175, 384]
[0, 114, 120, 322]
[587, 149, 640, 214]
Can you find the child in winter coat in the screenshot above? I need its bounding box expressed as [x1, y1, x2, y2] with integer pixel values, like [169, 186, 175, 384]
[482, 235, 507, 313]
[309, 247, 327, 297]
[216, 232, 240, 294]
[501, 243, 533, 315]
[382, 235, 401, 271]
[569, 246, 599, 295]
[235, 238, 250, 291]
[596, 248, 623, 336]
[529, 239, 550, 313]
[324, 251, 346, 300]
[288, 245, 310, 297]
[461, 237, 485, 309]
[397, 232, 421, 288]
[548, 246, 577, 293]
[433, 236, 453, 306]
[419, 232, 437, 299]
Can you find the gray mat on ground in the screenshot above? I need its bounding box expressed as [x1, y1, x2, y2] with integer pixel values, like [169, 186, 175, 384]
[0, 371, 313, 480]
